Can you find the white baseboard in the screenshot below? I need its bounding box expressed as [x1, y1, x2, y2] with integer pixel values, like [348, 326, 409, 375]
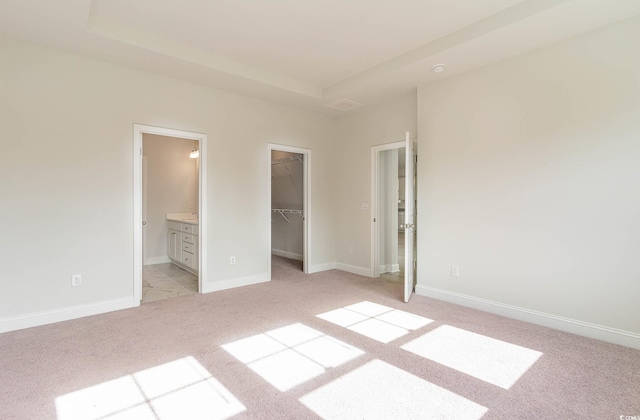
[271, 249, 303, 261]
[379, 263, 400, 274]
[336, 263, 373, 278]
[308, 262, 337, 274]
[0, 297, 138, 334]
[145, 256, 171, 265]
[203, 273, 270, 293]
[415, 285, 640, 350]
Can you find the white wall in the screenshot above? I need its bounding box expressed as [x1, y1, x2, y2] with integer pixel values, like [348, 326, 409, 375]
[0, 35, 336, 325]
[271, 150, 304, 260]
[416, 17, 640, 340]
[334, 94, 417, 275]
[143, 134, 197, 262]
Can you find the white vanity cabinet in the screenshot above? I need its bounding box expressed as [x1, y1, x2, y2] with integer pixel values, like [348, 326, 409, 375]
[167, 220, 199, 274]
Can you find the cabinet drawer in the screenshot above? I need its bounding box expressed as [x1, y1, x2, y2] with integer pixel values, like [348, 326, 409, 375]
[182, 251, 194, 268]
[181, 224, 196, 234]
[183, 233, 195, 244]
[183, 242, 194, 253]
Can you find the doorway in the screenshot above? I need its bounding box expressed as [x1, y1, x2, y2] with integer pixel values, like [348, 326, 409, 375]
[377, 147, 405, 284]
[133, 125, 208, 303]
[141, 134, 199, 302]
[268, 144, 310, 279]
[371, 134, 417, 302]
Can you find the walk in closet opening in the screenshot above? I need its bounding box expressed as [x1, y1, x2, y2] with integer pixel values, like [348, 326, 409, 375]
[270, 149, 306, 273]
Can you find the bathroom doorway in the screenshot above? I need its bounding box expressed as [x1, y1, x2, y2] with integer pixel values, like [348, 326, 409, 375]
[133, 125, 208, 304]
[141, 134, 199, 302]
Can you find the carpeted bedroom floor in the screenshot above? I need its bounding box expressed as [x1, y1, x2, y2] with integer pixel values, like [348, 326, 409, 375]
[1, 255, 638, 419]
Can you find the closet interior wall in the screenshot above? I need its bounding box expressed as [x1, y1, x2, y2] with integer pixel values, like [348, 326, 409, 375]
[271, 151, 304, 262]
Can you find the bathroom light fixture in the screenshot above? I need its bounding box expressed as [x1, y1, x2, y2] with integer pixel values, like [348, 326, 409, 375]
[189, 148, 199, 159]
[432, 64, 446, 73]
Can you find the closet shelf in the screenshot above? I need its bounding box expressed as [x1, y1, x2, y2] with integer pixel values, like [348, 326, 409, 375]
[272, 155, 302, 165]
[271, 208, 304, 223]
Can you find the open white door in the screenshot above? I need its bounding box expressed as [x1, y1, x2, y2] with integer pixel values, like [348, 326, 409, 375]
[404, 132, 415, 302]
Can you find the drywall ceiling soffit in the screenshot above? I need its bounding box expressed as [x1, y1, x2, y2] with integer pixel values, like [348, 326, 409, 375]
[1, 0, 639, 115]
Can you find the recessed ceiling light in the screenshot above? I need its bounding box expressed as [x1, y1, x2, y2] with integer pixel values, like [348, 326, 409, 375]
[432, 64, 446, 73]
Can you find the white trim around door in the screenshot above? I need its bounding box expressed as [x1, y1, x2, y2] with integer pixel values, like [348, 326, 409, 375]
[133, 124, 208, 302]
[268, 144, 311, 278]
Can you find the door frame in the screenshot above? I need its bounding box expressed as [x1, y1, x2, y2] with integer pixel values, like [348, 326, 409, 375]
[370, 140, 405, 279]
[268, 143, 311, 278]
[133, 124, 208, 302]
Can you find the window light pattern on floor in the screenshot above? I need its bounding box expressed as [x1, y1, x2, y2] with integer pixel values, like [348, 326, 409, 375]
[221, 323, 364, 392]
[401, 325, 543, 389]
[316, 301, 433, 343]
[55, 356, 245, 420]
[299, 359, 487, 420]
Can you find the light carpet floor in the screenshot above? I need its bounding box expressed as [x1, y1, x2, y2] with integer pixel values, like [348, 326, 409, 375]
[1, 256, 638, 419]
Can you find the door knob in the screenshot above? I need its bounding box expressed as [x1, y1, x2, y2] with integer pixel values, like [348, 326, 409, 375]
[142, 221, 147, 225]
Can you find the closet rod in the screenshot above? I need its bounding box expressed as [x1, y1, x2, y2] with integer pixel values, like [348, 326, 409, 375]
[271, 208, 304, 223]
[271, 208, 304, 214]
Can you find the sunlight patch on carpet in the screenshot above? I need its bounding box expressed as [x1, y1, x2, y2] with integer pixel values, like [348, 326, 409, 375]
[299, 359, 487, 420]
[222, 323, 364, 392]
[55, 356, 245, 420]
[317, 301, 433, 343]
[401, 325, 543, 389]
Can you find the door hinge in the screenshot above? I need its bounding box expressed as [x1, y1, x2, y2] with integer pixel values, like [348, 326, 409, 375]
[373, 218, 376, 222]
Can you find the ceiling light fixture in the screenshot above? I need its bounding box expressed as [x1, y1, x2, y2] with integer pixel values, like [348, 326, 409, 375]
[432, 64, 446, 73]
[325, 98, 363, 111]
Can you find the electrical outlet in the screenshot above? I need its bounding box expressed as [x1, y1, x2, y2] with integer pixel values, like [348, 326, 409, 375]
[230, 256, 236, 265]
[71, 274, 82, 287]
[451, 265, 460, 277]
[348, 245, 354, 254]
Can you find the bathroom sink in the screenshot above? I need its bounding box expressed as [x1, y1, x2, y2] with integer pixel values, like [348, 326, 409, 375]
[166, 213, 199, 224]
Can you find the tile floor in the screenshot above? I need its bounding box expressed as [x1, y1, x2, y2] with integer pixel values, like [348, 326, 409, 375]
[142, 263, 198, 303]
[380, 231, 405, 284]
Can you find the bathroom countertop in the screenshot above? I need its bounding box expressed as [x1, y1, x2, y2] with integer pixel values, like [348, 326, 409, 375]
[166, 213, 199, 225]
[167, 217, 198, 225]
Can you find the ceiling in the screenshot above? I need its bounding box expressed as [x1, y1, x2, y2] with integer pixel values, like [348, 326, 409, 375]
[1, 0, 639, 115]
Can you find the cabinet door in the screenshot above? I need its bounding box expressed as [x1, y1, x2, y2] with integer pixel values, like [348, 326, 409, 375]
[168, 230, 182, 261]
